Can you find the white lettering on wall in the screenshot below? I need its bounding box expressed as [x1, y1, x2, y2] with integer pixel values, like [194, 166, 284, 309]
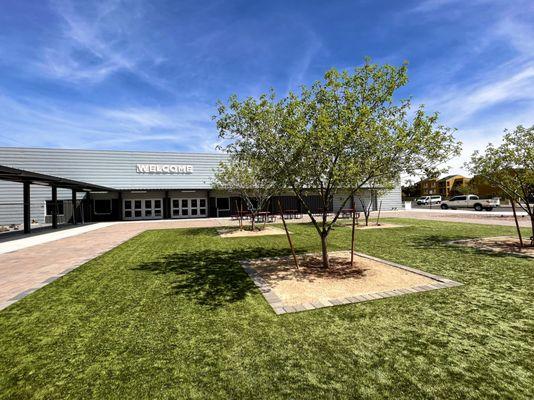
[136, 164, 194, 174]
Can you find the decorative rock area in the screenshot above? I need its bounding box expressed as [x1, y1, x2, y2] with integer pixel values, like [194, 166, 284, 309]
[217, 226, 289, 238]
[241, 251, 462, 314]
[450, 236, 534, 258]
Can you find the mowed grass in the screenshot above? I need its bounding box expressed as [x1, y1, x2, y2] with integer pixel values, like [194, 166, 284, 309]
[0, 219, 533, 399]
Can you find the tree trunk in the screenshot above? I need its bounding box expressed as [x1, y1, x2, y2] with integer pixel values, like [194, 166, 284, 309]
[239, 200, 244, 230]
[251, 212, 256, 231]
[511, 199, 523, 248]
[351, 198, 356, 267]
[236, 199, 243, 230]
[278, 200, 299, 269]
[376, 200, 382, 226]
[530, 213, 534, 247]
[358, 197, 370, 226]
[320, 232, 329, 269]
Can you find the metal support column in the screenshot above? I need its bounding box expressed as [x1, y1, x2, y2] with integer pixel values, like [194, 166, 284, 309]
[86, 192, 92, 222]
[118, 191, 123, 220]
[164, 190, 170, 219]
[23, 181, 31, 233]
[51, 185, 58, 229]
[71, 189, 77, 224]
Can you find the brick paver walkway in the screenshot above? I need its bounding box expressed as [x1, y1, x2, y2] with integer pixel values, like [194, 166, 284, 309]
[0, 218, 243, 310]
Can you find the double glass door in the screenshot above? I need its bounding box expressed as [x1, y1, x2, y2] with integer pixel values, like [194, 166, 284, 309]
[171, 198, 207, 218]
[123, 199, 162, 220]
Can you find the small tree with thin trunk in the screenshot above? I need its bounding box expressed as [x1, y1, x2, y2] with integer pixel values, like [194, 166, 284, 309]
[355, 179, 394, 226]
[212, 158, 277, 231]
[467, 125, 534, 245]
[215, 60, 461, 268]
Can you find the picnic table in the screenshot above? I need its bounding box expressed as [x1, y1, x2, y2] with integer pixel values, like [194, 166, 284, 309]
[340, 208, 360, 219]
[283, 209, 302, 219]
[255, 212, 276, 223]
[231, 210, 252, 220]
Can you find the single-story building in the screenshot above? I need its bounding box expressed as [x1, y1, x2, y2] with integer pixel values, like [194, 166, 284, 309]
[0, 147, 402, 229]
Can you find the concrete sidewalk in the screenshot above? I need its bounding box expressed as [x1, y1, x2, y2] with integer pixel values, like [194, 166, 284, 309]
[0, 222, 119, 255]
[381, 210, 532, 228]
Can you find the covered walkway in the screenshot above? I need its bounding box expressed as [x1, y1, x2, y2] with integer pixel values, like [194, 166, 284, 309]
[0, 165, 115, 233]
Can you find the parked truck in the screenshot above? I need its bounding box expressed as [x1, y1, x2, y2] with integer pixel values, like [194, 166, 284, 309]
[440, 195, 500, 211]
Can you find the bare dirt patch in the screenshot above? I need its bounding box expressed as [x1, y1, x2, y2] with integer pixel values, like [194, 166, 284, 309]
[246, 251, 440, 307]
[335, 222, 407, 229]
[217, 226, 289, 238]
[451, 236, 534, 258]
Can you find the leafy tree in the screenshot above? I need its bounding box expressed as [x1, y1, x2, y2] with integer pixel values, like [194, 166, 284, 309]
[212, 158, 277, 231]
[402, 179, 419, 199]
[215, 60, 461, 268]
[467, 125, 534, 243]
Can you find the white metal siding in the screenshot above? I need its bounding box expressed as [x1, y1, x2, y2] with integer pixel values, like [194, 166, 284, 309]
[0, 147, 228, 190]
[0, 147, 403, 225]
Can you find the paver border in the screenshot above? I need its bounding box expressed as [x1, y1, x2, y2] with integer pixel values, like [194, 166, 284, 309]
[241, 251, 462, 315]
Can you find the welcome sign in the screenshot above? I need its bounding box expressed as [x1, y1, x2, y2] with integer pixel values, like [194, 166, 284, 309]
[136, 164, 194, 174]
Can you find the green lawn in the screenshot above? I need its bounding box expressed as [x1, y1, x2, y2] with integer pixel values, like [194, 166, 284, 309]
[1, 219, 533, 399]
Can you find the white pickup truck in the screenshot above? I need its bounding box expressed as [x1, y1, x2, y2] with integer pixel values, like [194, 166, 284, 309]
[440, 195, 500, 211]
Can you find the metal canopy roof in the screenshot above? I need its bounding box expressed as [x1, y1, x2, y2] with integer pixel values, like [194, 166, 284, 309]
[0, 164, 116, 192]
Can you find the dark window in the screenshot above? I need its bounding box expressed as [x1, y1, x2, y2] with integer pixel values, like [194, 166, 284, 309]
[94, 199, 112, 215]
[154, 200, 161, 208]
[46, 200, 64, 215]
[145, 200, 151, 208]
[191, 199, 198, 207]
[216, 197, 230, 210]
[125, 210, 132, 218]
[173, 200, 179, 208]
[199, 199, 206, 207]
[134, 200, 142, 209]
[456, 196, 467, 200]
[124, 200, 132, 209]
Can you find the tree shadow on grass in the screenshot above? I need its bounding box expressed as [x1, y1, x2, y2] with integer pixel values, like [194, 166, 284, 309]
[409, 234, 532, 260]
[133, 247, 291, 308]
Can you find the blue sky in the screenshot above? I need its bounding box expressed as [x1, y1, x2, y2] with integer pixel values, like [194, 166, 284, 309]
[0, 0, 533, 175]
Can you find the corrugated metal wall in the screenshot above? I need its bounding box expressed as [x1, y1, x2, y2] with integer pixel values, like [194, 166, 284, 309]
[0, 183, 78, 226]
[377, 186, 402, 211]
[0, 147, 228, 225]
[0, 147, 228, 189]
[332, 188, 402, 213]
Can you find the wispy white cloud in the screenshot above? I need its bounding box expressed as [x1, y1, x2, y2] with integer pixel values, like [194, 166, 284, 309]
[35, 0, 167, 89]
[408, 2, 534, 176]
[421, 62, 534, 125]
[409, 0, 494, 14]
[0, 93, 219, 152]
[285, 28, 323, 93]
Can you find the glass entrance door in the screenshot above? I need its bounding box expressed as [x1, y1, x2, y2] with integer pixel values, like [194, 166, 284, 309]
[171, 198, 207, 218]
[123, 199, 162, 220]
